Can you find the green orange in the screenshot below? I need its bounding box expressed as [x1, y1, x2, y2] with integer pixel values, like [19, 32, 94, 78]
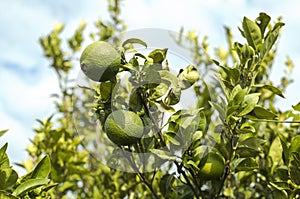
[199, 152, 225, 180]
[104, 110, 144, 146]
[80, 41, 121, 82]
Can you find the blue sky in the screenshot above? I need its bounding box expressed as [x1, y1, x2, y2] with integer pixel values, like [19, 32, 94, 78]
[0, 0, 299, 173]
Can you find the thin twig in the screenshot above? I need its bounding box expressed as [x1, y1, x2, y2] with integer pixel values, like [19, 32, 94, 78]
[249, 119, 300, 123]
[121, 150, 160, 199]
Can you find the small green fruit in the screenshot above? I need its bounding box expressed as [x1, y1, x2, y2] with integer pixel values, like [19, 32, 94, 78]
[199, 152, 225, 180]
[80, 41, 121, 82]
[104, 110, 144, 146]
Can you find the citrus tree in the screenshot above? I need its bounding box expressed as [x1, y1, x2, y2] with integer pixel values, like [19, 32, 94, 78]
[1, 0, 300, 198]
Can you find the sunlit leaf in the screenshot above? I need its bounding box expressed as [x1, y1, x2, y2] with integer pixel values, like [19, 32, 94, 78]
[260, 22, 284, 62]
[31, 155, 51, 179]
[269, 136, 283, 172]
[149, 149, 178, 161]
[12, 179, 50, 196]
[255, 84, 285, 98]
[237, 93, 260, 117]
[235, 158, 258, 171]
[248, 105, 277, 119]
[122, 38, 147, 48]
[242, 17, 262, 51]
[148, 48, 168, 63]
[292, 102, 300, 112]
[0, 129, 8, 137]
[255, 12, 271, 38]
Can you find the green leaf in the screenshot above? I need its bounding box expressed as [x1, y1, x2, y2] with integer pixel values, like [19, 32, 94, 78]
[260, 22, 284, 62]
[272, 189, 288, 199]
[0, 129, 8, 137]
[0, 144, 9, 169]
[278, 133, 289, 165]
[237, 93, 260, 117]
[159, 174, 175, 197]
[12, 179, 50, 197]
[164, 87, 181, 105]
[0, 168, 18, 190]
[290, 135, 300, 153]
[269, 136, 283, 171]
[218, 65, 240, 85]
[164, 132, 181, 146]
[229, 84, 247, 105]
[177, 65, 199, 90]
[100, 81, 115, 102]
[192, 130, 203, 141]
[122, 38, 147, 48]
[242, 17, 262, 51]
[290, 156, 300, 185]
[209, 101, 226, 122]
[236, 147, 260, 158]
[292, 102, 300, 112]
[257, 84, 285, 98]
[31, 155, 51, 179]
[186, 160, 200, 171]
[270, 181, 290, 191]
[197, 111, 206, 132]
[239, 137, 266, 150]
[239, 123, 256, 134]
[129, 89, 143, 111]
[149, 149, 178, 161]
[143, 68, 161, 88]
[249, 105, 277, 119]
[235, 158, 258, 171]
[159, 70, 178, 88]
[148, 48, 168, 63]
[255, 12, 271, 38]
[0, 192, 17, 199]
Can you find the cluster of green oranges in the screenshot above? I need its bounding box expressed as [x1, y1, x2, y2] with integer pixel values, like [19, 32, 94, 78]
[80, 41, 224, 179]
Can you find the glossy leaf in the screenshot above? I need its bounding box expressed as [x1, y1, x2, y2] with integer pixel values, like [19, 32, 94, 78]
[148, 48, 168, 63]
[257, 84, 285, 98]
[149, 149, 178, 161]
[239, 137, 265, 150]
[278, 133, 290, 165]
[12, 179, 50, 197]
[249, 105, 277, 119]
[255, 12, 271, 37]
[209, 101, 226, 122]
[292, 102, 300, 112]
[237, 93, 260, 117]
[235, 158, 258, 171]
[0, 168, 18, 190]
[100, 81, 114, 102]
[0, 144, 9, 169]
[122, 38, 147, 48]
[0, 129, 8, 137]
[290, 135, 300, 153]
[31, 155, 51, 179]
[260, 22, 284, 62]
[242, 17, 262, 51]
[269, 136, 283, 171]
[178, 65, 200, 90]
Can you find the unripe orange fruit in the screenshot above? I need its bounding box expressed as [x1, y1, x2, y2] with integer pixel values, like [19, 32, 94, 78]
[104, 110, 144, 146]
[80, 41, 121, 82]
[199, 152, 225, 180]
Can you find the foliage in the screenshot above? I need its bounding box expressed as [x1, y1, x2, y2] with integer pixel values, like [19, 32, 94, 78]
[1, 1, 300, 198]
[0, 130, 54, 198]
